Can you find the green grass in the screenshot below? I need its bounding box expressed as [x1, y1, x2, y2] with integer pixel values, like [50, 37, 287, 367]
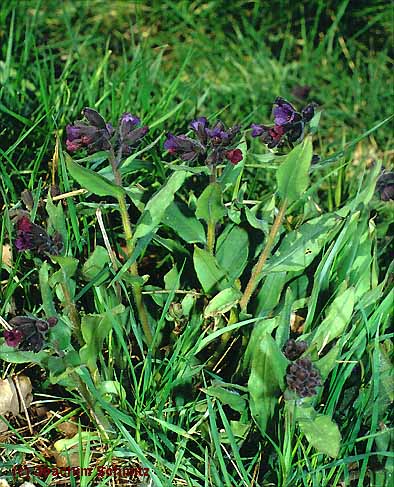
[0, 1, 393, 486]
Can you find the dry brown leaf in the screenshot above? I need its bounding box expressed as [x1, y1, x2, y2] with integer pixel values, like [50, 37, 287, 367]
[1, 244, 12, 267]
[290, 312, 305, 334]
[0, 375, 33, 432]
[57, 420, 78, 438]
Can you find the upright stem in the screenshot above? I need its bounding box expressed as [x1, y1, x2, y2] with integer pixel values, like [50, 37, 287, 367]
[61, 280, 83, 346]
[239, 198, 288, 311]
[109, 149, 152, 346]
[207, 164, 217, 255]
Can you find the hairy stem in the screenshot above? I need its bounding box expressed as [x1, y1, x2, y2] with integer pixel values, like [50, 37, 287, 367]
[239, 198, 288, 311]
[207, 164, 217, 254]
[109, 149, 152, 346]
[60, 280, 83, 346]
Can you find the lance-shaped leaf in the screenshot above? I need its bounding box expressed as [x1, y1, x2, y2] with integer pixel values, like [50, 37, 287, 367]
[311, 287, 355, 352]
[134, 170, 189, 240]
[65, 152, 125, 198]
[276, 137, 313, 204]
[248, 333, 288, 434]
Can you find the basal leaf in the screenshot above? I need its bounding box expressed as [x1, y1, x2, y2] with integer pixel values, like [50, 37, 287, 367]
[248, 334, 288, 434]
[298, 414, 341, 458]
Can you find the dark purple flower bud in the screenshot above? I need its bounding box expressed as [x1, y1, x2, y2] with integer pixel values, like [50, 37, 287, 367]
[292, 85, 311, 101]
[164, 133, 203, 161]
[285, 121, 304, 143]
[15, 216, 34, 251]
[4, 329, 24, 347]
[376, 172, 394, 201]
[82, 107, 107, 128]
[6, 315, 56, 352]
[123, 126, 149, 146]
[301, 104, 315, 122]
[283, 339, 308, 360]
[273, 97, 298, 126]
[66, 125, 82, 142]
[225, 149, 243, 165]
[47, 317, 58, 327]
[286, 358, 322, 398]
[14, 216, 63, 256]
[119, 113, 141, 138]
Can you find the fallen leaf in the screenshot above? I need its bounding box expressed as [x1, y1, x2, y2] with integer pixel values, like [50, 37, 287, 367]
[0, 375, 33, 432]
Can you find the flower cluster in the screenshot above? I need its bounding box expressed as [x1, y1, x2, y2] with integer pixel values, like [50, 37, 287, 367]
[15, 216, 63, 256]
[164, 118, 243, 165]
[286, 357, 322, 398]
[283, 339, 308, 361]
[4, 316, 58, 352]
[251, 97, 316, 149]
[66, 108, 148, 156]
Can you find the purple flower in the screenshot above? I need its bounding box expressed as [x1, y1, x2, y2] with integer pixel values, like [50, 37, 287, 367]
[4, 329, 24, 347]
[190, 117, 208, 132]
[4, 315, 58, 352]
[273, 97, 299, 126]
[164, 133, 203, 161]
[119, 113, 141, 136]
[251, 124, 286, 148]
[252, 96, 317, 149]
[165, 118, 241, 166]
[66, 108, 113, 154]
[15, 216, 63, 256]
[118, 113, 149, 155]
[225, 149, 243, 165]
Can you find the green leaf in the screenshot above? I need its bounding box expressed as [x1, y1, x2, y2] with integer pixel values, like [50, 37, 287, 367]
[195, 183, 226, 224]
[298, 414, 341, 458]
[203, 386, 247, 413]
[82, 245, 110, 282]
[316, 343, 340, 380]
[311, 287, 355, 351]
[134, 170, 188, 240]
[0, 344, 49, 365]
[248, 334, 288, 434]
[46, 194, 68, 249]
[64, 152, 125, 198]
[39, 262, 57, 316]
[276, 137, 313, 204]
[216, 225, 249, 282]
[204, 288, 242, 318]
[193, 246, 229, 293]
[264, 213, 342, 273]
[50, 256, 79, 279]
[163, 201, 205, 244]
[79, 305, 125, 377]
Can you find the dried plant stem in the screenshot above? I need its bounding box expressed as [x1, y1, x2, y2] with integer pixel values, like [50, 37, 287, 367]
[239, 198, 288, 311]
[109, 150, 152, 346]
